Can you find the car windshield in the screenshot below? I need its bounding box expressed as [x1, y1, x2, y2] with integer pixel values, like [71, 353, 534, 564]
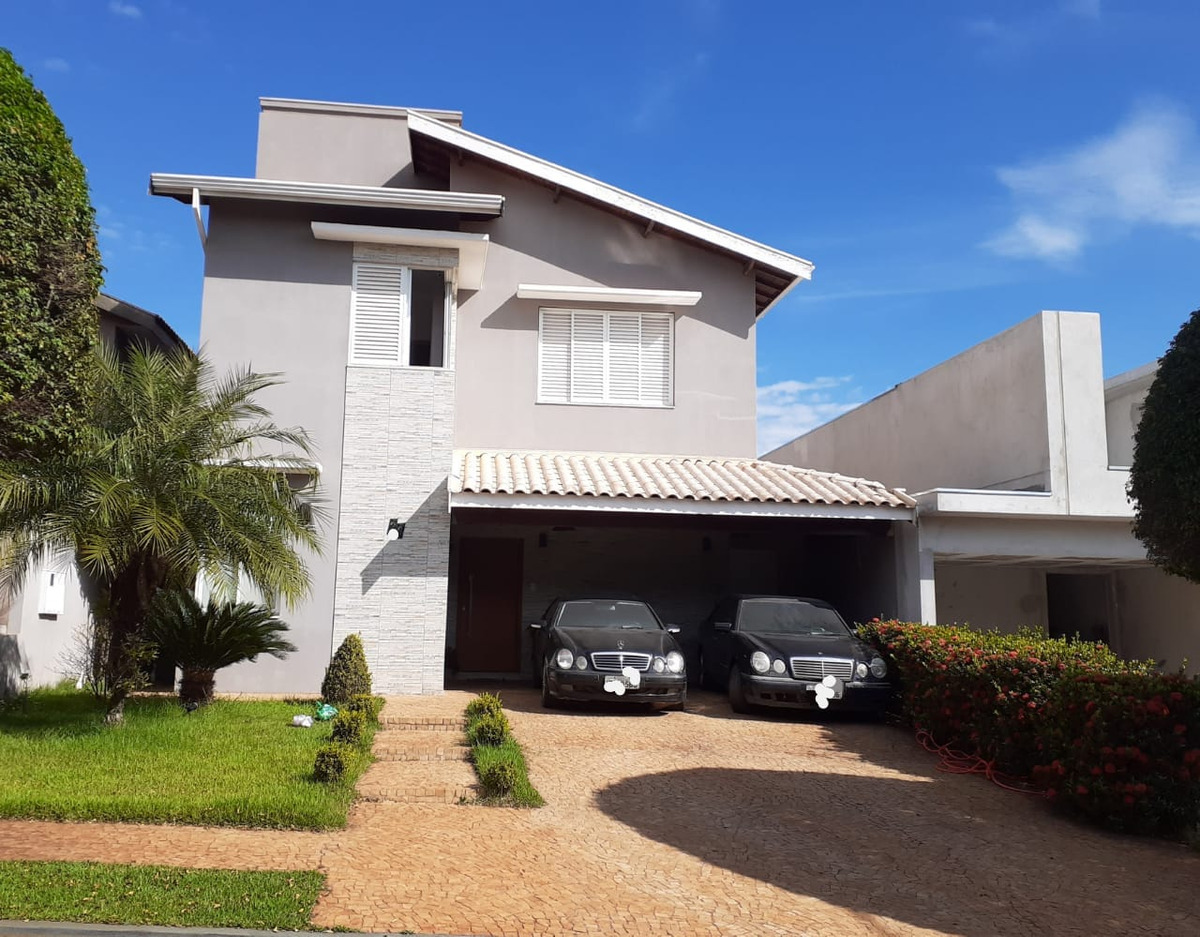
[737, 599, 851, 636]
[556, 600, 661, 630]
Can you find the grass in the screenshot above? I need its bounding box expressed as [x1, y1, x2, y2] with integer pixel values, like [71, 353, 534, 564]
[0, 686, 375, 829]
[0, 860, 323, 929]
[464, 695, 544, 808]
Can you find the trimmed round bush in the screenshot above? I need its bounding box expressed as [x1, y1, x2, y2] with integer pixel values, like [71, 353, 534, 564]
[467, 711, 510, 747]
[465, 692, 504, 723]
[321, 634, 372, 703]
[313, 742, 354, 783]
[331, 709, 368, 747]
[479, 759, 520, 798]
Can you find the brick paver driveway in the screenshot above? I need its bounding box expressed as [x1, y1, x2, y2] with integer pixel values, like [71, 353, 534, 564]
[3, 687, 1199, 936]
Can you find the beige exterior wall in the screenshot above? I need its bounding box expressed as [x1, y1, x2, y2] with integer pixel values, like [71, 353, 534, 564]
[934, 563, 1048, 634]
[1116, 566, 1200, 672]
[767, 314, 1054, 491]
[450, 161, 759, 458]
[1104, 365, 1154, 468]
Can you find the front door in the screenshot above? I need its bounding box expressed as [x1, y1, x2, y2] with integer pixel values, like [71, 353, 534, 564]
[455, 537, 524, 673]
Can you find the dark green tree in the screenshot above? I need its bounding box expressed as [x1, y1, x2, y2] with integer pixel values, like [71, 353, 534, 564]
[0, 49, 102, 459]
[1129, 307, 1200, 582]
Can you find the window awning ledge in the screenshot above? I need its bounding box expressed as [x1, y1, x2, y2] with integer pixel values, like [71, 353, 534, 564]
[516, 284, 701, 306]
[311, 222, 489, 290]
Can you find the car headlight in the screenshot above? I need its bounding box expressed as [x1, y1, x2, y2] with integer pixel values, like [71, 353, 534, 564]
[856, 662, 869, 679]
[869, 657, 888, 679]
[556, 648, 575, 670]
[652, 656, 666, 673]
[750, 651, 770, 674]
[666, 651, 685, 674]
[772, 659, 786, 675]
[575, 655, 588, 670]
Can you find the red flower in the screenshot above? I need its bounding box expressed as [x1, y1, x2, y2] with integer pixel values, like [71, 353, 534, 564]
[1104, 763, 1116, 774]
[1174, 724, 1187, 735]
[1124, 795, 1135, 805]
[1076, 784, 1089, 796]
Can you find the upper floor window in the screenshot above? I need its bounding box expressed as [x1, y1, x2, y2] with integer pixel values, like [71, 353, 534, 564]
[350, 262, 447, 367]
[537, 308, 673, 407]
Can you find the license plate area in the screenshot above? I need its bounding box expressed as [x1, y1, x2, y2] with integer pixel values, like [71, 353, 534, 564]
[806, 682, 844, 699]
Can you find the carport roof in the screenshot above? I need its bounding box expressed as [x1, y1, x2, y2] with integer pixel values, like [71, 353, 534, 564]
[449, 450, 915, 518]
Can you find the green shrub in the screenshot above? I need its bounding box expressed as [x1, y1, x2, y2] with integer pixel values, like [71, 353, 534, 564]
[478, 759, 519, 798]
[313, 742, 354, 783]
[860, 620, 1200, 835]
[466, 711, 510, 748]
[330, 710, 367, 748]
[344, 694, 383, 724]
[321, 634, 372, 704]
[0, 49, 102, 460]
[465, 692, 504, 724]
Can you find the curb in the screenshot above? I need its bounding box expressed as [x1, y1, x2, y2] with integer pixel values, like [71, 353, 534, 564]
[0, 923, 470, 937]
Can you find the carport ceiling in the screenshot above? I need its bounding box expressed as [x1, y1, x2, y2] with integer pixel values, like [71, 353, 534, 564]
[937, 553, 1151, 570]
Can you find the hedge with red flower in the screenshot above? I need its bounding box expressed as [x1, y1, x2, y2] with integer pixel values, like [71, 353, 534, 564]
[858, 620, 1200, 836]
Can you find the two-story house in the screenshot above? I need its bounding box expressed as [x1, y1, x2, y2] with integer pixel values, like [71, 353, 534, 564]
[151, 97, 915, 695]
[768, 311, 1198, 672]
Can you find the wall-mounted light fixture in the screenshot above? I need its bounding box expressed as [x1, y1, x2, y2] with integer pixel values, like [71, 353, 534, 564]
[385, 518, 406, 542]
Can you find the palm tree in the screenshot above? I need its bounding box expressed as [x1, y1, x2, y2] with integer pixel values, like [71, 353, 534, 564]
[147, 589, 297, 705]
[0, 346, 323, 722]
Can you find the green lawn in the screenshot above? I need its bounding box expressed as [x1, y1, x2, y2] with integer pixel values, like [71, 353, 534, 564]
[0, 860, 323, 930]
[0, 687, 374, 829]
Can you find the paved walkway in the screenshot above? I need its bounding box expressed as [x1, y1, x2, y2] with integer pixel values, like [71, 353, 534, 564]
[2, 689, 1199, 936]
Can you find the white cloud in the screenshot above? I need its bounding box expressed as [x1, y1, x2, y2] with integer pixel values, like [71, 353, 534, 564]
[985, 102, 1200, 261]
[42, 58, 70, 73]
[756, 377, 862, 455]
[631, 51, 709, 131]
[967, 1, 1101, 53]
[108, 1, 142, 19]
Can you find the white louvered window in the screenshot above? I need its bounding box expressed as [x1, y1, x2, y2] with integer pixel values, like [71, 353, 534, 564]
[537, 309, 674, 407]
[349, 263, 449, 367]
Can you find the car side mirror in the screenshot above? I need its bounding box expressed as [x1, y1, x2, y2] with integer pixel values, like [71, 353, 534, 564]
[528, 621, 543, 630]
[714, 621, 734, 632]
[667, 626, 681, 634]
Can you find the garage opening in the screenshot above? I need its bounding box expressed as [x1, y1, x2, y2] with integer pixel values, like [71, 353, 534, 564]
[447, 509, 904, 679]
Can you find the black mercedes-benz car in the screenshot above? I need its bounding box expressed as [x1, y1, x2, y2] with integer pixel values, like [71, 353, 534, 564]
[697, 595, 893, 714]
[531, 598, 687, 709]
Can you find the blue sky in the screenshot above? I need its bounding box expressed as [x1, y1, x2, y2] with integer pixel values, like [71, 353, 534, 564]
[7, 0, 1200, 451]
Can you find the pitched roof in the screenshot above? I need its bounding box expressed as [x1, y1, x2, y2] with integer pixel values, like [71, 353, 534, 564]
[450, 450, 915, 510]
[407, 111, 814, 315]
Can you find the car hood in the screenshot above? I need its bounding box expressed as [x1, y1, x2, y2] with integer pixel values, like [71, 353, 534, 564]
[737, 631, 876, 661]
[554, 626, 680, 657]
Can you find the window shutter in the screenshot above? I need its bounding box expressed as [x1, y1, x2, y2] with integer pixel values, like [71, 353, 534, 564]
[538, 311, 572, 402]
[639, 313, 672, 405]
[607, 314, 642, 402]
[570, 313, 606, 402]
[350, 263, 409, 364]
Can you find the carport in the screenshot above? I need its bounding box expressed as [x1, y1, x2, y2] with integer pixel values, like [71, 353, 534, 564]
[444, 450, 916, 679]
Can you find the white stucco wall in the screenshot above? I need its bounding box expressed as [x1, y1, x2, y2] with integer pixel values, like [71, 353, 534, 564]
[1116, 566, 1200, 672]
[1, 559, 89, 693]
[934, 563, 1048, 633]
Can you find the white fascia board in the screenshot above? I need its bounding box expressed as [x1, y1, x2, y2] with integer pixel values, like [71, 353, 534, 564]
[515, 284, 701, 306]
[312, 222, 489, 291]
[259, 97, 463, 124]
[406, 112, 814, 282]
[149, 174, 504, 216]
[1103, 361, 1157, 397]
[448, 491, 912, 521]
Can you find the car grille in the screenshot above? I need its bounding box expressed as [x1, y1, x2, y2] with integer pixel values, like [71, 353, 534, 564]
[790, 657, 855, 682]
[591, 652, 653, 673]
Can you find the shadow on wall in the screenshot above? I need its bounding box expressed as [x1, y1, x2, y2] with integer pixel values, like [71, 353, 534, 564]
[594, 765, 1200, 937]
[0, 635, 26, 697]
[359, 484, 448, 595]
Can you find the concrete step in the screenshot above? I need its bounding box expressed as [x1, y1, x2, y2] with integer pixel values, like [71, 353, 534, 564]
[374, 729, 471, 762]
[356, 758, 476, 805]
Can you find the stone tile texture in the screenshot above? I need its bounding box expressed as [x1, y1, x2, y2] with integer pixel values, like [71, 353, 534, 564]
[1, 690, 1199, 936]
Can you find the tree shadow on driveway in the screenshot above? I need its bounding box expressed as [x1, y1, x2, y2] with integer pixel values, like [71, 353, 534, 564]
[595, 766, 1200, 937]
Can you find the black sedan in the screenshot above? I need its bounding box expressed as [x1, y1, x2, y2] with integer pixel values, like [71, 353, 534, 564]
[697, 595, 893, 714]
[531, 598, 688, 709]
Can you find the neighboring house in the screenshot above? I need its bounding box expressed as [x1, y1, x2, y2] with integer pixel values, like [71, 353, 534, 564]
[768, 311, 1198, 672]
[0, 294, 189, 694]
[150, 96, 917, 695]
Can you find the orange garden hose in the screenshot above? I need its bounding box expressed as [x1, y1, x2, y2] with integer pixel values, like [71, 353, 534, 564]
[915, 729, 1044, 795]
